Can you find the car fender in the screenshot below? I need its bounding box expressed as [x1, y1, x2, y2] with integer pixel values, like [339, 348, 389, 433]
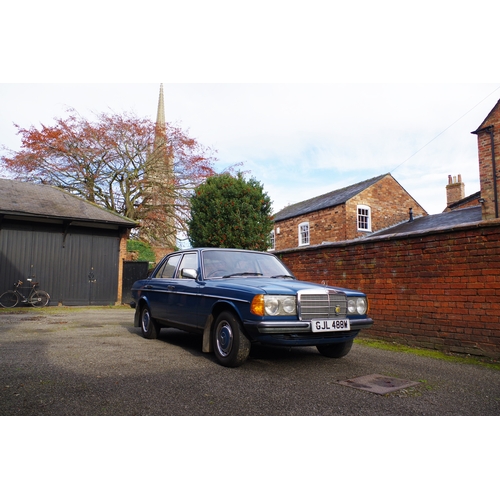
[133, 295, 151, 327]
[201, 299, 248, 353]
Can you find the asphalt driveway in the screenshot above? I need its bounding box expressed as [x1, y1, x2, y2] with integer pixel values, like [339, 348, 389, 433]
[1, 307, 499, 415]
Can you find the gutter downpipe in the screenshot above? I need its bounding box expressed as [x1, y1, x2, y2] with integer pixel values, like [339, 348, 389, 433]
[472, 125, 499, 219]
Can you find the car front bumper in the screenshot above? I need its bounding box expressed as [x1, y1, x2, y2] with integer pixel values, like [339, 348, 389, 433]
[243, 317, 373, 347]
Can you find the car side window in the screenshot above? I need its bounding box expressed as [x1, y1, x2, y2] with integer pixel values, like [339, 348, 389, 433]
[177, 253, 199, 279]
[155, 255, 181, 279]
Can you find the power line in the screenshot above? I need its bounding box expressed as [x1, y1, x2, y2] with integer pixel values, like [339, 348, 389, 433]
[391, 84, 500, 173]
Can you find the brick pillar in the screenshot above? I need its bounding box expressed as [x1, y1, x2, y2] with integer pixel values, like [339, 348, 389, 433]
[117, 229, 130, 304]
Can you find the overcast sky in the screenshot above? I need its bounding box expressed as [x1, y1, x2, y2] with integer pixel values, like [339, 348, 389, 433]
[1, 83, 499, 215]
[2, 3, 500, 217]
[2, 2, 500, 220]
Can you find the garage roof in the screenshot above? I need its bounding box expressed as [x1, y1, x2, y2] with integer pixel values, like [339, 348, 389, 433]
[0, 178, 137, 228]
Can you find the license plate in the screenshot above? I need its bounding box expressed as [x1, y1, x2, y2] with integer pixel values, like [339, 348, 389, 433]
[312, 319, 350, 333]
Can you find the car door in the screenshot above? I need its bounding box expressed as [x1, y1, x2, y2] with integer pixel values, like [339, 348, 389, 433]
[169, 252, 202, 329]
[147, 253, 181, 322]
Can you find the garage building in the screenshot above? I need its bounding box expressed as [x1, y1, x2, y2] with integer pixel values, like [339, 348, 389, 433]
[0, 178, 137, 306]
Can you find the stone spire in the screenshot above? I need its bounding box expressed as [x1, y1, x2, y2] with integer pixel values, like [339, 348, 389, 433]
[154, 83, 166, 150]
[156, 83, 165, 127]
[141, 84, 177, 251]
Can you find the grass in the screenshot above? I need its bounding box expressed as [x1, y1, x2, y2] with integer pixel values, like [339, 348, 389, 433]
[0, 305, 131, 315]
[355, 337, 500, 371]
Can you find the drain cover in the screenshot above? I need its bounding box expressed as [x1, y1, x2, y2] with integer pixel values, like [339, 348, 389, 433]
[337, 374, 420, 395]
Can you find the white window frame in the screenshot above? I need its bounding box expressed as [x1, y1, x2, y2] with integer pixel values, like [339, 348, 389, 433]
[298, 222, 310, 246]
[269, 230, 275, 250]
[357, 205, 372, 232]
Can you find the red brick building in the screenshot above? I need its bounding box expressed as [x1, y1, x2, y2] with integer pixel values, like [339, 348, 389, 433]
[272, 173, 427, 251]
[472, 98, 500, 220]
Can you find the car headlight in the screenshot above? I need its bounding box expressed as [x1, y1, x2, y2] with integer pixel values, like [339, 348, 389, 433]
[251, 295, 297, 316]
[348, 297, 368, 315]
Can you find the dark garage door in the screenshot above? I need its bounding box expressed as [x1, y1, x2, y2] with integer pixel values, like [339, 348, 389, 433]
[0, 222, 120, 306]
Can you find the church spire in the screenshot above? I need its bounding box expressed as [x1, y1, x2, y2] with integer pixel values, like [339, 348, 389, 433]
[142, 84, 177, 251]
[156, 83, 165, 127]
[154, 83, 166, 149]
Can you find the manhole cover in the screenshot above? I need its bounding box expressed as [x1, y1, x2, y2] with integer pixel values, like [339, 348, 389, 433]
[337, 374, 420, 395]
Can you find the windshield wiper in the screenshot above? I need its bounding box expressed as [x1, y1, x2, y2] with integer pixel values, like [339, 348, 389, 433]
[271, 275, 295, 279]
[222, 272, 263, 278]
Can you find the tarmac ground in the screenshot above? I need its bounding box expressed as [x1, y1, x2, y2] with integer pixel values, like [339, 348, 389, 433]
[1, 307, 499, 416]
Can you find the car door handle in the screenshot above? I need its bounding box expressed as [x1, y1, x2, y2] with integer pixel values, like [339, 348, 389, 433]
[167, 285, 175, 291]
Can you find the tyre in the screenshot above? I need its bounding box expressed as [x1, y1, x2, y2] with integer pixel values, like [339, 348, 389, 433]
[212, 311, 251, 367]
[30, 291, 50, 307]
[140, 304, 161, 339]
[0, 291, 19, 308]
[316, 339, 354, 358]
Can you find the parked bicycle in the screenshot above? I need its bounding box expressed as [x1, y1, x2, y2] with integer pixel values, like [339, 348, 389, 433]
[0, 278, 50, 308]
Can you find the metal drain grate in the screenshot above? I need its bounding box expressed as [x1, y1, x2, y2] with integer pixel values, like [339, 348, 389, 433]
[337, 374, 420, 395]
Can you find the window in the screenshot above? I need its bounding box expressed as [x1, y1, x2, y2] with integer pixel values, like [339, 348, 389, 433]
[269, 230, 275, 250]
[298, 222, 310, 246]
[178, 253, 199, 278]
[357, 205, 372, 232]
[155, 254, 181, 278]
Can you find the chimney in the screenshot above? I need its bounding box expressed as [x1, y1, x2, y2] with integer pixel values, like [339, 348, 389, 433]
[446, 174, 465, 208]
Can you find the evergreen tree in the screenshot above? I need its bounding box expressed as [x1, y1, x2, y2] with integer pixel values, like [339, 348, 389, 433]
[188, 172, 273, 251]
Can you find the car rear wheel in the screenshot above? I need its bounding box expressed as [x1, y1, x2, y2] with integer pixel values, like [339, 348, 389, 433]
[141, 304, 161, 339]
[213, 311, 251, 367]
[316, 339, 353, 358]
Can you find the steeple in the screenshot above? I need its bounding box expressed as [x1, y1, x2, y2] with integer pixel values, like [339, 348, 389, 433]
[154, 83, 166, 149]
[156, 83, 165, 128]
[141, 83, 177, 251]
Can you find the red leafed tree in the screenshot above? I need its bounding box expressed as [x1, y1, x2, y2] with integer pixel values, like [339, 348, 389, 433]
[0, 110, 217, 246]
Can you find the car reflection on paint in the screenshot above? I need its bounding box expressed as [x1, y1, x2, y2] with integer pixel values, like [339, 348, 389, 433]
[130, 248, 373, 367]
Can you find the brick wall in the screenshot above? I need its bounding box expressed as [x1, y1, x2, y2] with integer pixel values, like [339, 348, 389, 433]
[276, 220, 500, 359]
[273, 174, 426, 250]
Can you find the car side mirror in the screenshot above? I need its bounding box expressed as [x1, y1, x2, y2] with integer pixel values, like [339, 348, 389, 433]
[181, 268, 198, 280]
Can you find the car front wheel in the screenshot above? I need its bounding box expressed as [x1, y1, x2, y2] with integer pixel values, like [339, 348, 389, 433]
[316, 339, 353, 358]
[141, 304, 161, 339]
[213, 311, 251, 367]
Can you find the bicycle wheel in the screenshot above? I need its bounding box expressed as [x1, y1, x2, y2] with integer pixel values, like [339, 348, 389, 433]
[30, 290, 50, 307]
[0, 291, 19, 308]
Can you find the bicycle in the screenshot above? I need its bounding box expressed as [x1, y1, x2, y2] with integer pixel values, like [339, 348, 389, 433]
[0, 278, 50, 308]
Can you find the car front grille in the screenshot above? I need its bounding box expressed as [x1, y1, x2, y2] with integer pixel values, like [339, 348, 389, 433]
[298, 290, 347, 320]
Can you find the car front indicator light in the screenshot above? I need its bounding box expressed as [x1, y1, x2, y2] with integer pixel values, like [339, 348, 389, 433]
[250, 295, 265, 316]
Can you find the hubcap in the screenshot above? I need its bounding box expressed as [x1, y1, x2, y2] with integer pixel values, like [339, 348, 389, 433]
[142, 308, 150, 332]
[216, 321, 233, 357]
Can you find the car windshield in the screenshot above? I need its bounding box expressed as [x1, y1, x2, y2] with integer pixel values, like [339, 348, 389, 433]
[202, 250, 295, 279]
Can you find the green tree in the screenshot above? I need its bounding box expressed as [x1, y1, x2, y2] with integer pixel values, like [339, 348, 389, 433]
[188, 172, 273, 251]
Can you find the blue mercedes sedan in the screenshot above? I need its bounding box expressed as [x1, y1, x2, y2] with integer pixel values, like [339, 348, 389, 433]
[130, 248, 373, 367]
